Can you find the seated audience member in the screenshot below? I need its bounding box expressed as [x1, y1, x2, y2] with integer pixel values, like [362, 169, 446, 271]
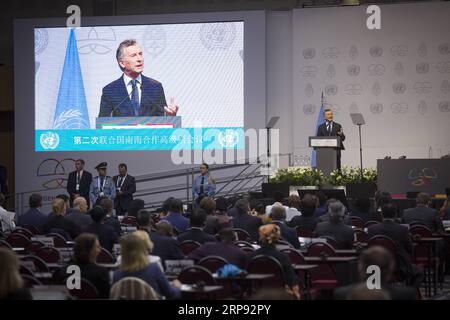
[374, 191, 392, 215]
[66, 197, 93, 229]
[187, 228, 247, 269]
[334, 246, 416, 300]
[285, 195, 302, 222]
[126, 199, 145, 217]
[270, 206, 300, 249]
[137, 210, 183, 261]
[17, 193, 47, 231]
[317, 198, 341, 223]
[314, 191, 328, 218]
[350, 197, 382, 222]
[159, 197, 175, 218]
[215, 197, 229, 215]
[288, 194, 319, 231]
[0, 193, 16, 233]
[346, 283, 391, 300]
[54, 233, 110, 298]
[42, 198, 81, 239]
[249, 224, 300, 299]
[368, 204, 423, 289]
[266, 191, 289, 216]
[83, 206, 119, 253]
[402, 192, 444, 233]
[212, 197, 233, 230]
[232, 199, 263, 242]
[0, 248, 32, 300]
[113, 232, 181, 299]
[100, 198, 122, 236]
[177, 209, 217, 244]
[161, 198, 189, 233]
[315, 201, 354, 249]
[199, 197, 219, 235]
[250, 200, 271, 224]
[440, 197, 450, 220]
[155, 220, 175, 237]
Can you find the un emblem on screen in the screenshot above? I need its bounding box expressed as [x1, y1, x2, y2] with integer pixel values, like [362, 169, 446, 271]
[40, 132, 60, 150]
[218, 130, 239, 148]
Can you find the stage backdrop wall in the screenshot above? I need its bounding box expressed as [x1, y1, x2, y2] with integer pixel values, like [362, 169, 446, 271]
[292, 2, 450, 168]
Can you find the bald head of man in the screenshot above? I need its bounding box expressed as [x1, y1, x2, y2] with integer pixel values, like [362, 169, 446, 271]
[73, 197, 88, 213]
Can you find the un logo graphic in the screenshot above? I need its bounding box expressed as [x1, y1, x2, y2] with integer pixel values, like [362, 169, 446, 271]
[40, 132, 60, 150]
[199, 23, 236, 50]
[218, 130, 239, 148]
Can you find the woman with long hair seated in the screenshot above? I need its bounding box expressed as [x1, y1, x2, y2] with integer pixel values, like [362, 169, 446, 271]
[112, 231, 181, 299]
[0, 248, 32, 300]
[249, 224, 300, 299]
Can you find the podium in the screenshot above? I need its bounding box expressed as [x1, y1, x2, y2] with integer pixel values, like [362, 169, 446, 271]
[95, 116, 182, 129]
[309, 136, 341, 175]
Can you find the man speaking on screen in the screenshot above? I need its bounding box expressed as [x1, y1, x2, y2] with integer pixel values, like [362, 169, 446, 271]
[98, 39, 179, 117]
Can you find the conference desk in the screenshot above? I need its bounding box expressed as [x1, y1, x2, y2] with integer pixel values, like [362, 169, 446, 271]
[180, 284, 224, 300]
[292, 264, 319, 300]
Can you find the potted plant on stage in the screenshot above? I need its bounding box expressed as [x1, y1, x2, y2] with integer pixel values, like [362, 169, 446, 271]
[327, 167, 377, 199]
[271, 167, 325, 195]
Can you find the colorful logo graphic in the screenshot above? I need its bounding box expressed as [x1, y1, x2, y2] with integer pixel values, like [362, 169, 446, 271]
[408, 168, 438, 186]
[40, 132, 60, 150]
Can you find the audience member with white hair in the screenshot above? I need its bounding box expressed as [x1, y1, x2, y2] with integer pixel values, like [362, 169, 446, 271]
[66, 197, 93, 229]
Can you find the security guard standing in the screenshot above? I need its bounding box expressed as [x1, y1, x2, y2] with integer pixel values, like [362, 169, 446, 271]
[89, 162, 116, 206]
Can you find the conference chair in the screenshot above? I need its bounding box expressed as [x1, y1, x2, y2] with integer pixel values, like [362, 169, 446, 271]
[198, 256, 228, 273]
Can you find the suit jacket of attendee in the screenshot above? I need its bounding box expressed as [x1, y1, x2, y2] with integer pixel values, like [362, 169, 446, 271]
[89, 176, 116, 205]
[66, 170, 93, 206]
[161, 212, 189, 233]
[271, 221, 301, 249]
[66, 210, 94, 229]
[232, 213, 263, 242]
[105, 215, 122, 236]
[249, 244, 298, 287]
[333, 282, 417, 300]
[18, 208, 48, 231]
[83, 222, 119, 253]
[146, 231, 184, 262]
[402, 205, 444, 233]
[42, 215, 81, 239]
[177, 227, 217, 245]
[188, 242, 248, 269]
[288, 215, 318, 231]
[444, 208, 450, 220]
[54, 261, 110, 299]
[350, 209, 382, 223]
[316, 121, 345, 150]
[113, 174, 136, 213]
[367, 220, 415, 276]
[315, 221, 354, 249]
[98, 75, 167, 117]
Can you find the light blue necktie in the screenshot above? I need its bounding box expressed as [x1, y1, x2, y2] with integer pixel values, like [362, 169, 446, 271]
[130, 79, 140, 116]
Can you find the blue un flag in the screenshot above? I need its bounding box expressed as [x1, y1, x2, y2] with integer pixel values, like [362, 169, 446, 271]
[310, 104, 325, 167]
[53, 29, 90, 129]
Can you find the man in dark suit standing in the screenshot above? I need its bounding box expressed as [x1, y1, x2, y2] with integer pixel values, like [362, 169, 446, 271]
[402, 192, 444, 233]
[98, 39, 179, 117]
[316, 108, 346, 170]
[67, 159, 93, 208]
[113, 163, 136, 215]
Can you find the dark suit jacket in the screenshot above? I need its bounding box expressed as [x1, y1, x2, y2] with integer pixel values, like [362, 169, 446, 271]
[177, 228, 217, 244]
[98, 75, 167, 117]
[188, 242, 248, 269]
[83, 222, 119, 253]
[271, 221, 301, 249]
[42, 215, 81, 239]
[368, 220, 414, 276]
[402, 205, 444, 233]
[18, 208, 48, 231]
[66, 170, 93, 207]
[66, 211, 93, 229]
[249, 244, 298, 287]
[316, 121, 345, 150]
[334, 282, 416, 300]
[232, 214, 263, 242]
[288, 215, 318, 231]
[315, 221, 354, 249]
[105, 216, 122, 236]
[444, 208, 450, 220]
[113, 174, 136, 213]
[147, 231, 184, 262]
[350, 209, 382, 223]
[54, 262, 110, 299]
